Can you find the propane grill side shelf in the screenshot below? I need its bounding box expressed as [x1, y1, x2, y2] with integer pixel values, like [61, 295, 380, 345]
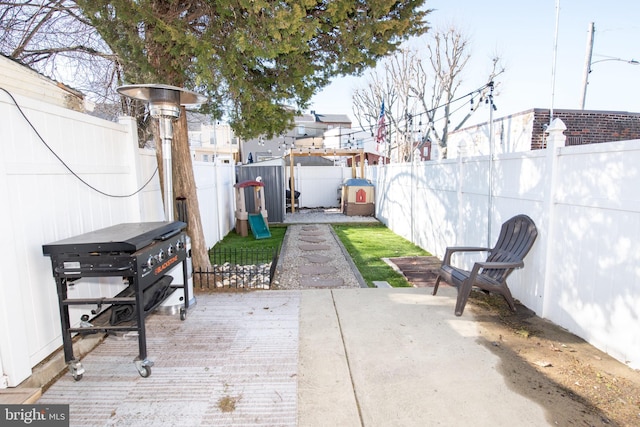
[42, 222, 190, 380]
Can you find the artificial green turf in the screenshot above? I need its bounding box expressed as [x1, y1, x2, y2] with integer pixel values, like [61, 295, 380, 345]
[332, 223, 431, 287]
[209, 225, 286, 263]
[210, 223, 430, 287]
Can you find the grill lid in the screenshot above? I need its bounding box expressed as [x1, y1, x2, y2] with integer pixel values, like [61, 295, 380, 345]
[42, 221, 186, 256]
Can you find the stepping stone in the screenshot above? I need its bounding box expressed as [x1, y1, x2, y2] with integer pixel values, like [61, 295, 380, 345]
[301, 226, 318, 231]
[300, 276, 344, 288]
[298, 265, 336, 275]
[299, 230, 324, 236]
[299, 244, 331, 251]
[301, 255, 332, 263]
[299, 236, 326, 243]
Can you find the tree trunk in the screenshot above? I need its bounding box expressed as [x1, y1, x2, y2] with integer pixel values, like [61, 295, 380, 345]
[156, 110, 212, 275]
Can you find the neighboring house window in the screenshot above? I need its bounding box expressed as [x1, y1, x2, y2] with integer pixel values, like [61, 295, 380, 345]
[297, 125, 305, 135]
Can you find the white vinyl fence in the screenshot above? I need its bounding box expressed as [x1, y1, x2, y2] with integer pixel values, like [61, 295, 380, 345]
[288, 164, 353, 208]
[193, 161, 236, 248]
[2, 85, 637, 387]
[0, 91, 234, 387]
[369, 124, 640, 369]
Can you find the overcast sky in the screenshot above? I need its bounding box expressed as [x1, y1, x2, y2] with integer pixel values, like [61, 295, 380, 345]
[309, 0, 640, 127]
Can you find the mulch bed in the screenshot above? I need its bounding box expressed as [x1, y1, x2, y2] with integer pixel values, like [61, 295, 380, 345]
[386, 256, 443, 288]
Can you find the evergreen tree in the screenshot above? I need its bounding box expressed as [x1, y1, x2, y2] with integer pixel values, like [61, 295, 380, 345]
[2, 0, 430, 272]
[75, 0, 430, 138]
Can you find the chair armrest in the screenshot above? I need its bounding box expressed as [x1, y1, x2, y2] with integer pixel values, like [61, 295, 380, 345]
[475, 260, 524, 270]
[442, 246, 490, 265]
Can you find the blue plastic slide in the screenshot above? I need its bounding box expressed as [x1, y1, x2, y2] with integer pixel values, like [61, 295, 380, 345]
[248, 213, 271, 239]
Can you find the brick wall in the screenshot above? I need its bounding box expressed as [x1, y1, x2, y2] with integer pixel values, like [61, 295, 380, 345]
[532, 109, 640, 149]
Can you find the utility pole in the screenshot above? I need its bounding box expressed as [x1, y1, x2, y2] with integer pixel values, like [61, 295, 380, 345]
[579, 22, 595, 109]
[549, 0, 561, 124]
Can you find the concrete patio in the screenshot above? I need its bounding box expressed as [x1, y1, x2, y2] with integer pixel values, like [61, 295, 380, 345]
[25, 213, 551, 425]
[37, 287, 551, 426]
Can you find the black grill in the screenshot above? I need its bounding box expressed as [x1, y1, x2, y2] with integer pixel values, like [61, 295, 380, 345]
[43, 221, 191, 380]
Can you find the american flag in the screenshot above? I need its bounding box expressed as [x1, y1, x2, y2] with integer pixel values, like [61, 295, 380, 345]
[375, 101, 386, 154]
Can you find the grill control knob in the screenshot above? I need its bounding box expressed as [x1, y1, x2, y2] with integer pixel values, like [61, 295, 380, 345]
[167, 245, 175, 256]
[176, 240, 185, 251]
[158, 249, 166, 261]
[146, 256, 156, 269]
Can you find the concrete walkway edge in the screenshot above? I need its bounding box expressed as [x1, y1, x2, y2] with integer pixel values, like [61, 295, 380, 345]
[298, 290, 361, 426]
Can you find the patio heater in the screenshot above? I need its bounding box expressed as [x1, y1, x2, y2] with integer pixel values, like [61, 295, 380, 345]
[117, 84, 206, 315]
[116, 83, 207, 221]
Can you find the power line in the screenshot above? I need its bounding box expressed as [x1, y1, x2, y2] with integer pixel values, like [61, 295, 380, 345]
[258, 81, 496, 149]
[1, 86, 158, 198]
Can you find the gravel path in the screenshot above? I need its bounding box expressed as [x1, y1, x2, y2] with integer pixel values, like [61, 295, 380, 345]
[273, 224, 366, 289]
[283, 208, 379, 224]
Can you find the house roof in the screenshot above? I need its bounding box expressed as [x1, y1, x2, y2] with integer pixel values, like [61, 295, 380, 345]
[187, 111, 212, 131]
[314, 113, 351, 124]
[295, 113, 317, 123]
[0, 53, 85, 111]
[284, 154, 335, 166]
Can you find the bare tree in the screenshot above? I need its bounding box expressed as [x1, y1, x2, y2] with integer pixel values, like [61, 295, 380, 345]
[352, 69, 395, 137]
[0, 1, 123, 110]
[352, 26, 504, 160]
[414, 27, 503, 159]
[353, 48, 424, 162]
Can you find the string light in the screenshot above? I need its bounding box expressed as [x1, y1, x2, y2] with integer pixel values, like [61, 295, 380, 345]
[242, 81, 495, 150]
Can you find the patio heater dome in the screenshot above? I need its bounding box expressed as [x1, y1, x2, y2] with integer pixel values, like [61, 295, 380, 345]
[116, 83, 206, 119]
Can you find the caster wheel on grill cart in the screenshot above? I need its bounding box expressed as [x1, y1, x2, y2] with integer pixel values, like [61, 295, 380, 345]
[180, 307, 187, 321]
[138, 366, 151, 378]
[69, 361, 85, 381]
[134, 359, 154, 378]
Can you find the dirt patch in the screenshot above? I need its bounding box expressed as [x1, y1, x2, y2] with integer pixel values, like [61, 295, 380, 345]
[386, 256, 441, 287]
[470, 293, 640, 426]
[389, 257, 640, 426]
[217, 394, 242, 412]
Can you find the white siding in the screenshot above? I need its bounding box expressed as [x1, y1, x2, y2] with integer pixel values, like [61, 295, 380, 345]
[0, 55, 83, 111]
